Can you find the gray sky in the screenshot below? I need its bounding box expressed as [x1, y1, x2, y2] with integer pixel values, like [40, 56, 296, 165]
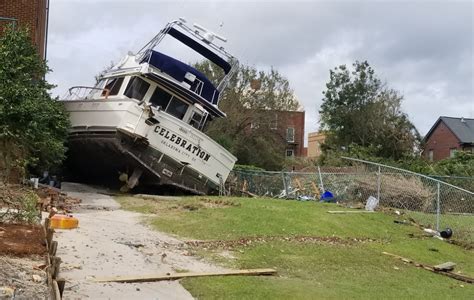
[47, 0, 473, 143]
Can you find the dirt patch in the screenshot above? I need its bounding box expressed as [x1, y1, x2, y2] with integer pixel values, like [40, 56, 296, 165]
[0, 255, 48, 299]
[0, 223, 46, 256]
[199, 197, 241, 208]
[185, 235, 380, 250]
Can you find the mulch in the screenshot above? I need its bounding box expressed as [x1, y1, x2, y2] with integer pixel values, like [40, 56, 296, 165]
[0, 223, 46, 257]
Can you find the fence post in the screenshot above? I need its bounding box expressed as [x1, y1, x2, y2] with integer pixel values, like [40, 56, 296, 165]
[436, 182, 440, 231]
[377, 166, 381, 202]
[282, 172, 288, 198]
[317, 166, 324, 192]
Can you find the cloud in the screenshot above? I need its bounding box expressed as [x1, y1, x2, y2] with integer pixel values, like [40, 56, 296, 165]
[47, 0, 473, 142]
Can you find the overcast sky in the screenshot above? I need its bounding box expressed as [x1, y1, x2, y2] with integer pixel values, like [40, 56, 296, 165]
[47, 0, 473, 143]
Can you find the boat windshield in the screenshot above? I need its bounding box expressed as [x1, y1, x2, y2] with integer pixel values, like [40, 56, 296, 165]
[149, 86, 189, 120]
[101, 77, 124, 96]
[124, 77, 150, 101]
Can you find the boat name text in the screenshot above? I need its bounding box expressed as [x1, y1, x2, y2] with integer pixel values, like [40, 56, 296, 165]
[154, 126, 210, 162]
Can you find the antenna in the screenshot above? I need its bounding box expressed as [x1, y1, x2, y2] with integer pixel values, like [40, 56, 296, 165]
[193, 23, 227, 43]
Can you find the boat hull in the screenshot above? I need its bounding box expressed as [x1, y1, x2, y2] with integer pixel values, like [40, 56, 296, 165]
[65, 130, 218, 194]
[61, 99, 236, 194]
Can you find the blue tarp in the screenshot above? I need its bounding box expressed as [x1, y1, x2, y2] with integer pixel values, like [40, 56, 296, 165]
[142, 50, 219, 104]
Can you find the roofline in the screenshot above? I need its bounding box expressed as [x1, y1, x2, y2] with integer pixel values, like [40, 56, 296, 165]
[423, 116, 470, 143]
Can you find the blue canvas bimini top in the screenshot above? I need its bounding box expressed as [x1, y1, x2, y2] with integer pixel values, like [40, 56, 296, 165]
[142, 50, 220, 104]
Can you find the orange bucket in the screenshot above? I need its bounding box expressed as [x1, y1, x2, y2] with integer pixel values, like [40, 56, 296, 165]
[50, 214, 79, 229]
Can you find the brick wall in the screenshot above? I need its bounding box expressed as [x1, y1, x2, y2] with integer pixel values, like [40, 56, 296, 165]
[424, 121, 461, 161]
[0, 0, 47, 58]
[277, 110, 305, 157]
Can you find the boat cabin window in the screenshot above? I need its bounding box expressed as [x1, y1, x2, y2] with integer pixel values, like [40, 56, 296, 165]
[167, 98, 188, 120]
[124, 76, 150, 101]
[102, 77, 124, 96]
[149, 86, 189, 120]
[149, 86, 172, 108]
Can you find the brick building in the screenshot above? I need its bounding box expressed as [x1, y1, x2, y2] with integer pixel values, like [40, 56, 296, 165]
[250, 110, 305, 158]
[423, 116, 474, 161]
[0, 0, 49, 59]
[307, 132, 326, 159]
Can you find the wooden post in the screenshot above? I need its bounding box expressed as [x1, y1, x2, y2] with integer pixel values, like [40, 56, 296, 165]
[46, 228, 54, 248]
[51, 256, 62, 279]
[49, 241, 58, 256]
[56, 278, 66, 298]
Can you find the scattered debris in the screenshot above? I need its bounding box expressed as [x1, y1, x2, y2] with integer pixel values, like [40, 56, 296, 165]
[320, 190, 334, 202]
[440, 228, 453, 239]
[423, 228, 444, 240]
[36, 184, 81, 213]
[394, 220, 410, 225]
[50, 214, 79, 229]
[94, 268, 277, 283]
[327, 210, 374, 214]
[433, 262, 456, 272]
[184, 236, 379, 250]
[365, 196, 379, 211]
[382, 252, 473, 284]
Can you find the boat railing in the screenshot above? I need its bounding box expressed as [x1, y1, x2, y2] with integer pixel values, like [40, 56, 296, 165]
[63, 86, 110, 101]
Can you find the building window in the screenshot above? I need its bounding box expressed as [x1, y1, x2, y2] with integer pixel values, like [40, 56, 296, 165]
[428, 149, 434, 162]
[286, 149, 294, 157]
[449, 148, 457, 158]
[287, 127, 295, 143]
[102, 77, 124, 96]
[124, 76, 150, 101]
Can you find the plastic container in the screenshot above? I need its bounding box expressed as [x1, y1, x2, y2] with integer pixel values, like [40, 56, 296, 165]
[50, 214, 79, 229]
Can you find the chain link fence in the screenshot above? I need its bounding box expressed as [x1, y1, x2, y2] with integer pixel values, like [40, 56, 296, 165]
[226, 157, 474, 244]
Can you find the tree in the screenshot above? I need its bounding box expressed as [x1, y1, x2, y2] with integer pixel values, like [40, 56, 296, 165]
[0, 25, 70, 182]
[194, 61, 300, 170]
[319, 61, 419, 160]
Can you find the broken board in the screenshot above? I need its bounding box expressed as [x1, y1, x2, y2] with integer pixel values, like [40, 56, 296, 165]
[94, 268, 277, 283]
[433, 262, 456, 271]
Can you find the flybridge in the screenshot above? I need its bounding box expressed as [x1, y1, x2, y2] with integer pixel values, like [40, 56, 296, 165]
[136, 18, 238, 106]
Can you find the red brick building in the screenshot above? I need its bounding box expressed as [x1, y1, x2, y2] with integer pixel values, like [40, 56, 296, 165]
[250, 110, 305, 158]
[0, 0, 49, 59]
[423, 116, 474, 161]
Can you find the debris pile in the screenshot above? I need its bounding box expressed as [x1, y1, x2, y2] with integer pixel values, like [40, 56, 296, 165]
[184, 235, 379, 250]
[36, 184, 81, 213]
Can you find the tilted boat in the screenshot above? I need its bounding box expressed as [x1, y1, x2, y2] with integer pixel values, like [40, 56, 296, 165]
[61, 19, 238, 194]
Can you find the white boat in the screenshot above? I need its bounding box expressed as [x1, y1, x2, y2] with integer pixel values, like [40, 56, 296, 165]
[61, 19, 238, 194]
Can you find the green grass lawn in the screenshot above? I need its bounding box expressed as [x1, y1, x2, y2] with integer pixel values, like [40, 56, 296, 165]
[116, 196, 474, 299]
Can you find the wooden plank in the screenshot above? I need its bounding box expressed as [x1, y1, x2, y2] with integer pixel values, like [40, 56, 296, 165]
[94, 268, 277, 283]
[382, 252, 473, 284]
[49, 241, 58, 256]
[327, 211, 374, 214]
[52, 280, 61, 300]
[433, 262, 456, 271]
